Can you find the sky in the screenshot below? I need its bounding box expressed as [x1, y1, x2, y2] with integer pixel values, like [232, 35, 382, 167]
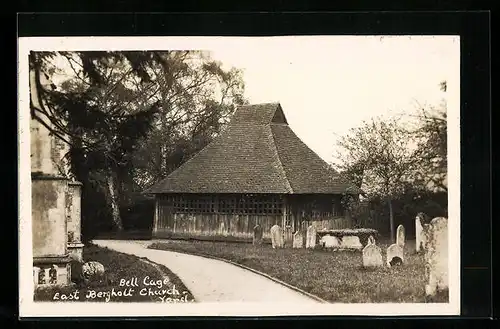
[40, 36, 460, 164]
[206, 36, 460, 163]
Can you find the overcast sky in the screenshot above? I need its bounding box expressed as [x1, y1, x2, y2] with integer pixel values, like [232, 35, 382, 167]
[207, 36, 460, 163]
[39, 36, 460, 164]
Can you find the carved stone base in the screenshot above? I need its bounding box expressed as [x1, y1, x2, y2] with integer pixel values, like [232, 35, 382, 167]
[33, 255, 72, 288]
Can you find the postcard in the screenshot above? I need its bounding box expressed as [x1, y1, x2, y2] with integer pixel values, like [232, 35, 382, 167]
[18, 35, 460, 317]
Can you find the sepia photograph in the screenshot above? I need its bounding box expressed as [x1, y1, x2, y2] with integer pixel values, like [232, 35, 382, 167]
[18, 35, 460, 317]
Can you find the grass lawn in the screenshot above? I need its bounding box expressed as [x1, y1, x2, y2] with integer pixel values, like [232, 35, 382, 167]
[34, 243, 195, 303]
[148, 239, 449, 303]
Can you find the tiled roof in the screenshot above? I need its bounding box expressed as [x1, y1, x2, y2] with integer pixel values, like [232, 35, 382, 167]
[145, 103, 361, 195]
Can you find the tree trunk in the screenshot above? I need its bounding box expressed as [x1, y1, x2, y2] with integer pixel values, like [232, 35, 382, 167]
[106, 173, 123, 231]
[388, 198, 395, 243]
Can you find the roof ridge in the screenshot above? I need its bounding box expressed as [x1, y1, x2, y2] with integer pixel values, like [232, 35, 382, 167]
[267, 124, 293, 193]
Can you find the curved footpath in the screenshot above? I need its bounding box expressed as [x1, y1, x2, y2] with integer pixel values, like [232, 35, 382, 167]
[92, 239, 320, 303]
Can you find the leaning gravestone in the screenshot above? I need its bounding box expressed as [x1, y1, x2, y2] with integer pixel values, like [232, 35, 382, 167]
[396, 224, 405, 247]
[270, 225, 284, 249]
[386, 244, 404, 267]
[367, 235, 376, 246]
[284, 226, 293, 247]
[340, 236, 363, 250]
[415, 214, 426, 253]
[292, 231, 304, 248]
[306, 225, 317, 249]
[253, 224, 263, 245]
[424, 217, 448, 296]
[320, 235, 341, 248]
[363, 243, 384, 268]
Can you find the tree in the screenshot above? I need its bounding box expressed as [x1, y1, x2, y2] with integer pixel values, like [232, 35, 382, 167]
[29, 51, 247, 236]
[411, 81, 448, 192]
[129, 51, 247, 191]
[334, 117, 420, 241]
[30, 51, 169, 233]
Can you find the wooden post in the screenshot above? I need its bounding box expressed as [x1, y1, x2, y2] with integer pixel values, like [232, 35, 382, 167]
[282, 195, 287, 228]
[214, 194, 220, 235]
[153, 197, 159, 235]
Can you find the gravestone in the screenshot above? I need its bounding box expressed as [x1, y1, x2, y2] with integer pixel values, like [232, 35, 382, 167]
[253, 224, 263, 245]
[367, 235, 376, 246]
[396, 224, 405, 247]
[270, 225, 284, 249]
[415, 214, 426, 253]
[306, 225, 317, 249]
[341, 236, 363, 250]
[424, 217, 448, 296]
[301, 221, 308, 247]
[319, 235, 341, 248]
[362, 244, 384, 268]
[386, 244, 404, 267]
[292, 231, 304, 248]
[284, 226, 293, 247]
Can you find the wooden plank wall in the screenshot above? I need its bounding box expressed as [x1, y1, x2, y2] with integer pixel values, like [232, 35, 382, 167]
[155, 199, 282, 239]
[154, 194, 354, 240]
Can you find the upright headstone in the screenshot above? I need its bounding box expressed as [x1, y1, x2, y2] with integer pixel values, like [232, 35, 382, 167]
[253, 224, 263, 245]
[320, 235, 341, 248]
[301, 221, 308, 247]
[292, 231, 304, 248]
[415, 214, 426, 253]
[386, 244, 404, 267]
[363, 244, 384, 268]
[270, 225, 284, 249]
[341, 236, 363, 250]
[396, 224, 405, 247]
[306, 225, 317, 249]
[367, 235, 376, 246]
[424, 217, 448, 296]
[284, 225, 293, 247]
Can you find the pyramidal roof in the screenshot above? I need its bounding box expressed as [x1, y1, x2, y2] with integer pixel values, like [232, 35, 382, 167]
[145, 103, 361, 195]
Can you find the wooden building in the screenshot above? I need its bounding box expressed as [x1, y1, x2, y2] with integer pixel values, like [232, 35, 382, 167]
[145, 103, 361, 241]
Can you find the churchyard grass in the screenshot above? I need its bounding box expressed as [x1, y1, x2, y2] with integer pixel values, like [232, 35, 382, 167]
[148, 239, 448, 303]
[34, 243, 195, 302]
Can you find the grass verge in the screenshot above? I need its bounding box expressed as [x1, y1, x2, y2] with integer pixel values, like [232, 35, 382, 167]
[148, 240, 449, 303]
[34, 243, 195, 303]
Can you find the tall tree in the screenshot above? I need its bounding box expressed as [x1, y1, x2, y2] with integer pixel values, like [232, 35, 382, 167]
[30, 51, 164, 232]
[129, 51, 247, 191]
[29, 51, 247, 235]
[334, 117, 420, 241]
[411, 81, 448, 192]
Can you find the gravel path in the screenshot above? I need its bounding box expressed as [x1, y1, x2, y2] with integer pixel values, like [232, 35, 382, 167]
[92, 239, 320, 303]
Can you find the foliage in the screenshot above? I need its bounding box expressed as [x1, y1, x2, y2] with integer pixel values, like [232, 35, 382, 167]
[335, 117, 419, 199]
[333, 82, 448, 239]
[30, 51, 247, 238]
[410, 93, 448, 192]
[130, 51, 247, 190]
[334, 116, 420, 240]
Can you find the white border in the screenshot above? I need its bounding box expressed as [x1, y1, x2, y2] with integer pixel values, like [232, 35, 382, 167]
[18, 36, 460, 317]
